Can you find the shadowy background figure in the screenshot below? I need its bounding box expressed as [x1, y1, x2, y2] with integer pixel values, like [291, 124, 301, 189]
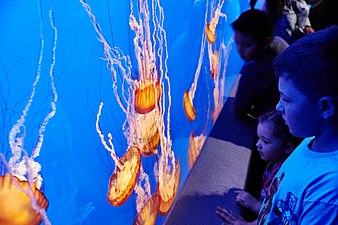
[250, 0, 314, 44]
[231, 9, 288, 208]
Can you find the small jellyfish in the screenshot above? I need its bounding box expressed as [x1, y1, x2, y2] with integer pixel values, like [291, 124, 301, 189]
[158, 160, 180, 216]
[188, 132, 206, 169]
[131, 108, 161, 157]
[107, 146, 141, 206]
[141, 128, 160, 156]
[211, 41, 231, 123]
[205, 23, 216, 44]
[96, 104, 143, 206]
[205, 0, 226, 44]
[134, 166, 152, 213]
[133, 194, 160, 225]
[183, 90, 197, 122]
[134, 78, 162, 114]
[209, 49, 219, 80]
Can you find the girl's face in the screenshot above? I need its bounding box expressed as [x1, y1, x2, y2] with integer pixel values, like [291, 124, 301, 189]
[256, 122, 288, 162]
[234, 30, 264, 62]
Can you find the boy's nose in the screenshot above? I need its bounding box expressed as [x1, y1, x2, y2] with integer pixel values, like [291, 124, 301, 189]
[256, 140, 261, 148]
[276, 98, 283, 113]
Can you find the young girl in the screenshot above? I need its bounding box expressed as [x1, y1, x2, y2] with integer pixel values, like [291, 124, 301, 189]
[216, 110, 303, 224]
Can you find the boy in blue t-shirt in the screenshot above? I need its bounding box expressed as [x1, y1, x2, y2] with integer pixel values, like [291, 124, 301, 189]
[258, 26, 338, 224]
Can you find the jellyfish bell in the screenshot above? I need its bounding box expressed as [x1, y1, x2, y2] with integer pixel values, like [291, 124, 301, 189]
[158, 160, 180, 216]
[207, 5, 226, 45]
[206, 23, 216, 44]
[108, 146, 141, 206]
[133, 194, 160, 225]
[212, 90, 222, 123]
[188, 132, 206, 169]
[0, 173, 48, 225]
[141, 128, 160, 157]
[210, 50, 219, 80]
[134, 78, 162, 114]
[183, 90, 197, 122]
[132, 108, 161, 156]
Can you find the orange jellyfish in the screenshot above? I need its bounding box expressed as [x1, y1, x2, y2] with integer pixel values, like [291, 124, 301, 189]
[132, 108, 161, 157]
[209, 49, 219, 80]
[158, 160, 180, 215]
[0, 173, 48, 225]
[205, 23, 216, 44]
[183, 90, 196, 122]
[133, 194, 160, 225]
[211, 71, 225, 123]
[134, 78, 162, 114]
[188, 132, 206, 169]
[141, 128, 160, 156]
[108, 146, 141, 206]
[211, 41, 230, 123]
[205, 1, 226, 44]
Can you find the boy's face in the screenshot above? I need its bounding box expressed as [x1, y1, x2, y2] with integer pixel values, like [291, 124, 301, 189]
[276, 76, 321, 138]
[234, 31, 263, 62]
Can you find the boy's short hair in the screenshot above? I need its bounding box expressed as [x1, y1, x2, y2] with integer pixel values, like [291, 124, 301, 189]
[231, 9, 274, 47]
[273, 26, 338, 102]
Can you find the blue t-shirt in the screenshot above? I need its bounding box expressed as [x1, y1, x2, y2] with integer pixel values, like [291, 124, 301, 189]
[258, 137, 338, 224]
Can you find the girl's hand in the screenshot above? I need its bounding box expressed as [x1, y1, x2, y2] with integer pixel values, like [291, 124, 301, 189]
[234, 190, 261, 213]
[216, 206, 249, 225]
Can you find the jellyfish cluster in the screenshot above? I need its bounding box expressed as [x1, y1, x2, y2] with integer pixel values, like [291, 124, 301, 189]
[80, 0, 180, 223]
[80, 0, 234, 222]
[0, 2, 57, 225]
[184, 0, 232, 168]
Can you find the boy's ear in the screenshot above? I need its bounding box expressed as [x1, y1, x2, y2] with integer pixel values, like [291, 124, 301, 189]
[318, 96, 335, 119]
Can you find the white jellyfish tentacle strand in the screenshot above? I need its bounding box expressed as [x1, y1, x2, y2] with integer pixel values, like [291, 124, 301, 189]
[80, 0, 134, 114]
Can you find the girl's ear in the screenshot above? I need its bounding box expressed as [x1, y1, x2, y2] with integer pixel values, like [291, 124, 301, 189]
[318, 96, 335, 120]
[284, 143, 294, 154]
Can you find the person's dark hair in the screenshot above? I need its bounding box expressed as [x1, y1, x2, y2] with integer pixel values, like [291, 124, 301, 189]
[231, 9, 274, 47]
[258, 110, 303, 148]
[266, 0, 286, 20]
[273, 25, 338, 102]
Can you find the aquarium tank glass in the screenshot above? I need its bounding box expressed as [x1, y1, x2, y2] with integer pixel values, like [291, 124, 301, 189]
[0, 0, 247, 224]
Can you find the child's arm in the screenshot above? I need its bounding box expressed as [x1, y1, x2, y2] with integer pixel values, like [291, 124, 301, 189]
[234, 190, 261, 213]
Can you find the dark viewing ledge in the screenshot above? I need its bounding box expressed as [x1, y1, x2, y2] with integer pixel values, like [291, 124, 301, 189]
[165, 97, 257, 225]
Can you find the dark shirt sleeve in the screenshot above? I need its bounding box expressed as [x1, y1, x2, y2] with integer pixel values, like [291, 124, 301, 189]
[234, 51, 279, 118]
[234, 72, 257, 117]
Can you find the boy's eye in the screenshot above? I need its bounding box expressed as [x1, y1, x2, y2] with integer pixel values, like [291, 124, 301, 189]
[259, 137, 270, 144]
[263, 139, 270, 144]
[280, 95, 290, 103]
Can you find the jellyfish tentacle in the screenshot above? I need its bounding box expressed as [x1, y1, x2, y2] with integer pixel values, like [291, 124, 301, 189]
[96, 102, 122, 169]
[32, 4, 58, 160]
